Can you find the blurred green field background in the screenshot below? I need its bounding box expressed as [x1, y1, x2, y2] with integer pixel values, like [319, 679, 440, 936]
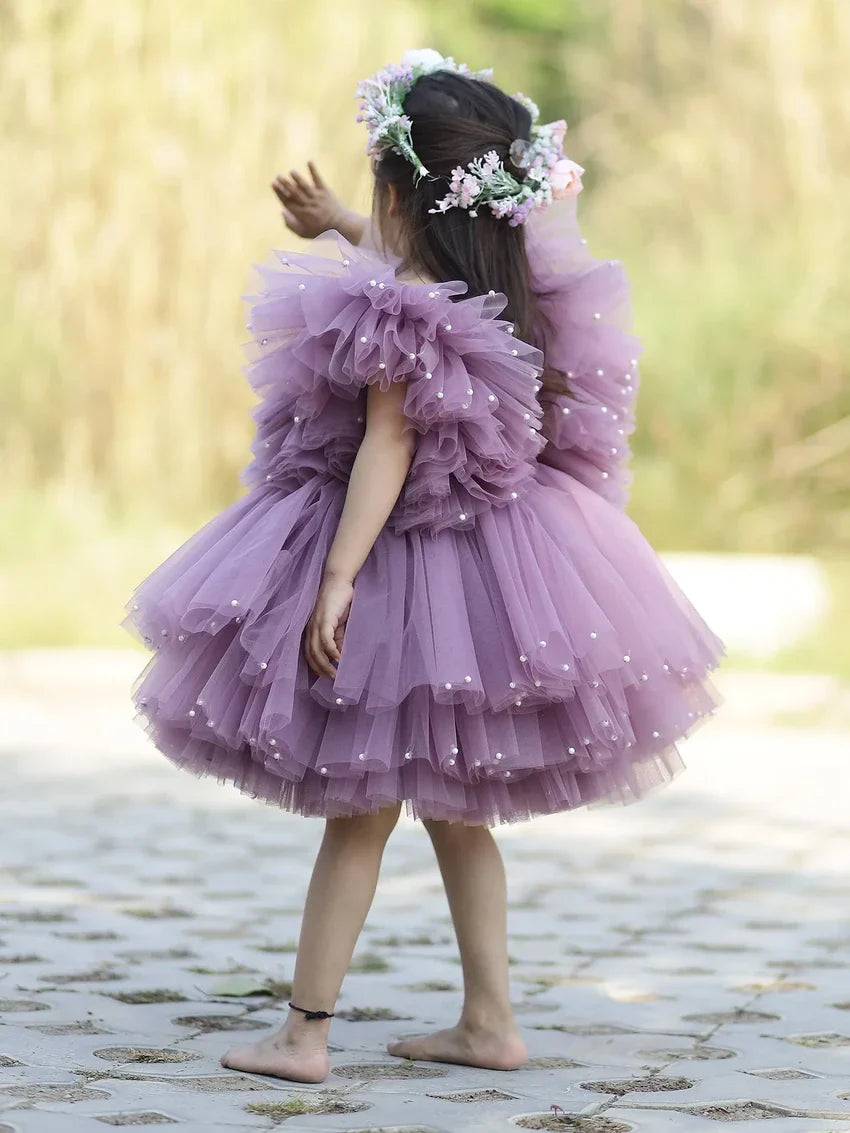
[1, 0, 848, 663]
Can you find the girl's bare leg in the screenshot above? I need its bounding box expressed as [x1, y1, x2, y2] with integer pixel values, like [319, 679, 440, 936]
[387, 819, 527, 1070]
[222, 803, 401, 1082]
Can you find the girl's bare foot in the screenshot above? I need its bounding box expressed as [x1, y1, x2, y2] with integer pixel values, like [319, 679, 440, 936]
[387, 1022, 527, 1070]
[221, 1028, 329, 1083]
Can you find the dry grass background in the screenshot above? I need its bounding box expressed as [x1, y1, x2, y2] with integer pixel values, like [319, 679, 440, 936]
[1, 0, 848, 648]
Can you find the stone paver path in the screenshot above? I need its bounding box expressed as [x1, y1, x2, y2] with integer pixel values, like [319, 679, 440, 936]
[1, 651, 849, 1132]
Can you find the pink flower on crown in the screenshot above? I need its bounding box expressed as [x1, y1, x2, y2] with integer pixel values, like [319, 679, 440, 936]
[551, 119, 567, 145]
[460, 174, 480, 206]
[550, 157, 584, 199]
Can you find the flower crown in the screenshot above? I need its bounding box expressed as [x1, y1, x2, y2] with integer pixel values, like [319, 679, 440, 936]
[355, 48, 583, 227]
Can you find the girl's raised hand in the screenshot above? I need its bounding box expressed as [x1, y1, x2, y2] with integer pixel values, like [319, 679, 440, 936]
[272, 162, 346, 240]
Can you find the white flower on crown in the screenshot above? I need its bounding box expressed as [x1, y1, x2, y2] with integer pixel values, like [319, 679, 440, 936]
[401, 48, 447, 72]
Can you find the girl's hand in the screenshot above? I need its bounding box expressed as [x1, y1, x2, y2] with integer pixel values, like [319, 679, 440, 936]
[304, 573, 354, 679]
[272, 162, 346, 239]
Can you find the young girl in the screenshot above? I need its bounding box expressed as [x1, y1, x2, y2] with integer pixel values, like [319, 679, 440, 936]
[124, 49, 724, 1083]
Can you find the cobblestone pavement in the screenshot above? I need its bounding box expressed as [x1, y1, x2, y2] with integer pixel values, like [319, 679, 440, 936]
[1, 651, 849, 1133]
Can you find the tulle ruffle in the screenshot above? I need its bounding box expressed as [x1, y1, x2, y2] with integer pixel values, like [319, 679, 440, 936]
[241, 235, 545, 535]
[123, 467, 724, 827]
[528, 197, 640, 509]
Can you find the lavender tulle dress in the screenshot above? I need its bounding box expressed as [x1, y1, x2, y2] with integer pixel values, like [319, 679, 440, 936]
[123, 197, 724, 826]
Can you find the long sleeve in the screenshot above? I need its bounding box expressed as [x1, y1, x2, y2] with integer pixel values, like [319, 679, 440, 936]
[528, 196, 641, 509]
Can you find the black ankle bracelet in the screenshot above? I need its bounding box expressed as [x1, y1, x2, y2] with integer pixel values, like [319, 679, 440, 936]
[288, 1001, 334, 1021]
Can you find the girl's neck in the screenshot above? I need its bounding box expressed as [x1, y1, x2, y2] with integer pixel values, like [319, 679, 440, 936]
[397, 266, 439, 286]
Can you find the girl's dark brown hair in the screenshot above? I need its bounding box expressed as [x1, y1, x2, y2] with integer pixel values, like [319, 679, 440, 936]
[372, 70, 537, 344]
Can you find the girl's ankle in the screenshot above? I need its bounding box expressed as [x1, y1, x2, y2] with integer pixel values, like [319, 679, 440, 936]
[459, 1003, 517, 1034]
[282, 1013, 333, 1048]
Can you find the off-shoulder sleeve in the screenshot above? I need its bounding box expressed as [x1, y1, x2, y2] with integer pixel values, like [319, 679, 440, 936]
[527, 197, 641, 509]
[240, 236, 546, 535]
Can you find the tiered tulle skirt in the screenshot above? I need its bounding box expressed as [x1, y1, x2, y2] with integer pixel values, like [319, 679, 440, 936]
[124, 466, 724, 826]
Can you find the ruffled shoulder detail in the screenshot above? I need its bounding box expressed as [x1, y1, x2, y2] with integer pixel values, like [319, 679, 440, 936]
[527, 197, 641, 509]
[241, 234, 546, 534]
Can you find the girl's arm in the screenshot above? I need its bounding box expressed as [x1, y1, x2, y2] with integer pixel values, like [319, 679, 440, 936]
[272, 161, 369, 245]
[304, 381, 415, 678]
